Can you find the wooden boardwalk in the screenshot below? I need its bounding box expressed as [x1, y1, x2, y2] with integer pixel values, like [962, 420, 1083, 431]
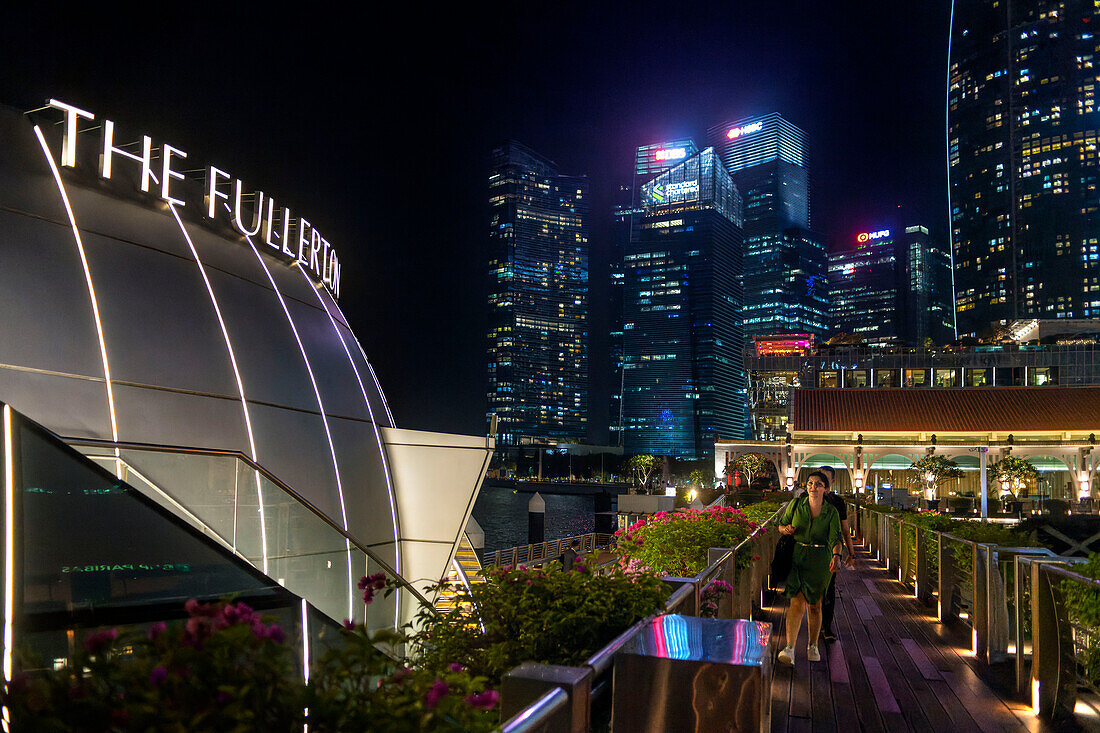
[764, 544, 1097, 732]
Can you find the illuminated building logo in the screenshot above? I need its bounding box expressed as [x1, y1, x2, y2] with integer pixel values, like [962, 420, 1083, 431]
[856, 229, 891, 243]
[650, 180, 698, 204]
[726, 121, 764, 139]
[655, 148, 686, 162]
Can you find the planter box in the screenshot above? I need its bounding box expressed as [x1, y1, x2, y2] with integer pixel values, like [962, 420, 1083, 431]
[617, 495, 676, 515]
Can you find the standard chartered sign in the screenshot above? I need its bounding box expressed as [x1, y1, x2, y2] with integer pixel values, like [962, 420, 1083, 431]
[650, 179, 699, 203]
[43, 99, 343, 298]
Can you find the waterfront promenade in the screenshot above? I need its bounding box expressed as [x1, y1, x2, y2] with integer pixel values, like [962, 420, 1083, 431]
[765, 544, 1091, 732]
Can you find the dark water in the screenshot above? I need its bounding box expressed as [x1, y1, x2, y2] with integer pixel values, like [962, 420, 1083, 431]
[472, 486, 595, 552]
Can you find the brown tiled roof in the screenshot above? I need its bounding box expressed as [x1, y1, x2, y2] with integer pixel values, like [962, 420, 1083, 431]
[791, 387, 1100, 433]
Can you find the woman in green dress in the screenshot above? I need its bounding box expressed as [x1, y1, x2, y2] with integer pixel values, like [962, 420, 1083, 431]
[777, 470, 842, 665]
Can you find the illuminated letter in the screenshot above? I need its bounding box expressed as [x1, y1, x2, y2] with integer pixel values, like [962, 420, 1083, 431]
[232, 179, 264, 237]
[280, 208, 295, 258]
[329, 252, 341, 299]
[297, 217, 311, 264]
[310, 228, 322, 275]
[101, 120, 154, 192]
[321, 238, 332, 285]
[47, 99, 94, 167]
[206, 166, 230, 219]
[160, 144, 187, 207]
[263, 197, 280, 250]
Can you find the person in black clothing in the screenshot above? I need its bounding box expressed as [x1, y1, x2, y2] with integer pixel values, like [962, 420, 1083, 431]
[819, 466, 856, 642]
[561, 540, 580, 571]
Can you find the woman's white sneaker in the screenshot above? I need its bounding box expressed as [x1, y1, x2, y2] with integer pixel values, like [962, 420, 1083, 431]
[778, 645, 795, 666]
[807, 643, 821, 662]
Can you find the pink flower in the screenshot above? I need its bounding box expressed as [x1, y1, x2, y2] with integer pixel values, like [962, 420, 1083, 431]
[265, 624, 286, 644]
[149, 666, 168, 686]
[83, 628, 118, 653]
[449, 662, 465, 672]
[343, 618, 356, 631]
[147, 621, 167, 640]
[358, 572, 386, 591]
[465, 689, 500, 710]
[425, 679, 449, 709]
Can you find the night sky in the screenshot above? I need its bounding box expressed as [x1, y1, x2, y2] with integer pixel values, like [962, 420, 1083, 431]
[4, 2, 951, 440]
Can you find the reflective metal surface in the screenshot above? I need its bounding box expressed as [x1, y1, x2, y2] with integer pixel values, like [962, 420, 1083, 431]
[612, 615, 772, 732]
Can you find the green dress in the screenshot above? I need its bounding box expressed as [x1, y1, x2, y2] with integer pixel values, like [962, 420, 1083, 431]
[780, 496, 842, 604]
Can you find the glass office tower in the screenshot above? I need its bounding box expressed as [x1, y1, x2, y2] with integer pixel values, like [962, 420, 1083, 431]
[621, 148, 746, 458]
[706, 114, 828, 338]
[610, 140, 701, 445]
[949, 0, 1100, 336]
[487, 142, 589, 447]
[829, 228, 903, 345]
[901, 225, 956, 345]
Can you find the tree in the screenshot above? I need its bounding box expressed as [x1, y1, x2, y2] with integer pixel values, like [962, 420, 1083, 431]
[987, 455, 1039, 497]
[626, 454, 662, 489]
[728, 454, 770, 487]
[688, 469, 709, 487]
[908, 455, 963, 500]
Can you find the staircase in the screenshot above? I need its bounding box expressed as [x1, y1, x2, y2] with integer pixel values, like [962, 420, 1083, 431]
[435, 533, 484, 614]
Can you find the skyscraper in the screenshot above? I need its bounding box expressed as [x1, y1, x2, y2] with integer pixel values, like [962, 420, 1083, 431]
[621, 148, 746, 458]
[829, 227, 903, 345]
[706, 114, 828, 338]
[830, 224, 956, 346]
[487, 142, 589, 447]
[610, 140, 701, 445]
[949, 0, 1100, 335]
[901, 225, 956, 345]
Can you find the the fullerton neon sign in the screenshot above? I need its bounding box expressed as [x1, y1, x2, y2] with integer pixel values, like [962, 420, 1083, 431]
[43, 99, 342, 298]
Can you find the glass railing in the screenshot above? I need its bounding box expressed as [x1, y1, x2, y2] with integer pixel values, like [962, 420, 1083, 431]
[69, 439, 432, 633]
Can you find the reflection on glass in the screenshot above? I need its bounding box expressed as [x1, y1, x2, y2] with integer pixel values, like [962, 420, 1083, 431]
[71, 444, 418, 629]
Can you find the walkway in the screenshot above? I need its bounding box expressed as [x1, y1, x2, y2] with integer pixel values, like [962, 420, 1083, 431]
[764, 544, 1093, 732]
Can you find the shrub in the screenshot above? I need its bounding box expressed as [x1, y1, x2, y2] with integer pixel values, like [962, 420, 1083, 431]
[616, 505, 760, 577]
[5, 580, 500, 732]
[1061, 553, 1100, 687]
[411, 560, 667, 685]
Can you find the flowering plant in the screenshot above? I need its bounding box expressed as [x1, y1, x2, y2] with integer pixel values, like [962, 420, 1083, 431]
[5, 577, 500, 732]
[411, 559, 667, 684]
[615, 505, 760, 577]
[699, 579, 734, 618]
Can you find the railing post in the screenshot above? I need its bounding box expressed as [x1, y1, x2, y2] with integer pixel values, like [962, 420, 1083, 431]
[973, 543, 988, 661]
[884, 518, 892, 571]
[501, 662, 592, 733]
[938, 533, 956, 624]
[915, 525, 930, 605]
[898, 521, 908, 584]
[708, 548, 738, 619]
[1029, 560, 1076, 720]
[1015, 556, 1028, 697]
[985, 544, 1009, 664]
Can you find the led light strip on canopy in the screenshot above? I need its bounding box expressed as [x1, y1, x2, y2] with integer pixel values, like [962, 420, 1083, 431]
[297, 266, 402, 626]
[240, 225, 355, 621]
[169, 205, 269, 575]
[33, 126, 121, 476]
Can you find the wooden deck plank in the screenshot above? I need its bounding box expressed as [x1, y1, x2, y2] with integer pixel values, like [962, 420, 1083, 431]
[900, 638, 941, 681]
[764, 539, 1080, 732]
[855, 548, 1037, 733]
[833, 563, 902, 732]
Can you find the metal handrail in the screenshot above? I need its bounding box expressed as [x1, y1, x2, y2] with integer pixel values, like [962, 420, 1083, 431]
[500, 687, 570, 733]
[500, 501, 787, 728]
[483, 532, 615, 568]
[64, 436, 437, 611]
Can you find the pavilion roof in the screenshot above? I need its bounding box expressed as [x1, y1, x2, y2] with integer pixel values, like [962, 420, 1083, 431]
[790, 386, 1100, 433]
